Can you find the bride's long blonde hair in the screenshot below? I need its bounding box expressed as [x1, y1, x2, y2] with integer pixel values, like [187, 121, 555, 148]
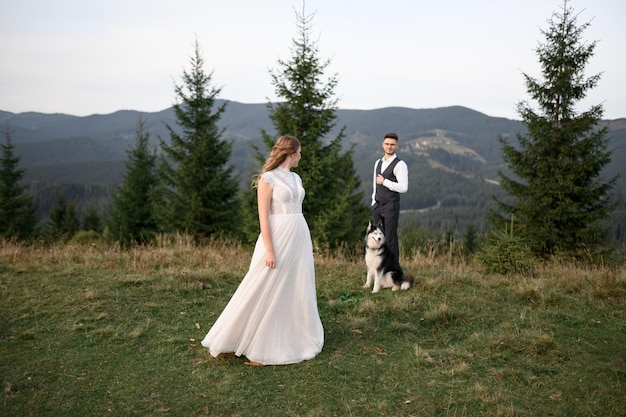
[253, 135, 300, 187]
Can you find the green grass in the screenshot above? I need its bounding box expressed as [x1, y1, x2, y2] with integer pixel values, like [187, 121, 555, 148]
[1, 239, 625, 416]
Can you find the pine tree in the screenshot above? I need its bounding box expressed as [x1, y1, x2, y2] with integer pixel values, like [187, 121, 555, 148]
[463, 222, 478, 254]
[107, 119, 158, 247]
[82, 205, 103, 233]
[156, 40, 240, 239]
[491, 0, 617, 258]
[243, 6, 368, 249]
[64, 201, 80, 239]
[44, 194, 79, 242]
[44, 195, 67, 242]
[0, 127, 37, 240]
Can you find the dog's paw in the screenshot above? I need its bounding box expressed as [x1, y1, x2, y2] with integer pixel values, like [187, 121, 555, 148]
[362, 284, 370, 289]
[400, 282, 411, 290]
[392, 285, 399, 291]
[371, 288, 379, 294]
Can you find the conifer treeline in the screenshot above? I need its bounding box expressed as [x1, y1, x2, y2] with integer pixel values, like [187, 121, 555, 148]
[1, 9, 368, 251]
[1, 1, 620, 261]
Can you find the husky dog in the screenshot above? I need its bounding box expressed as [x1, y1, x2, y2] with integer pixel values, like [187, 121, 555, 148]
[364, 222, 413, 293]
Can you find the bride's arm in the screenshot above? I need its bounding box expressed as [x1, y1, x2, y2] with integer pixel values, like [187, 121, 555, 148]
[257, 177, 276, 268]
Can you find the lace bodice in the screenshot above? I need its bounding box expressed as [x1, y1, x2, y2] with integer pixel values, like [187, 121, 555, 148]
[261, 168, 305, 214]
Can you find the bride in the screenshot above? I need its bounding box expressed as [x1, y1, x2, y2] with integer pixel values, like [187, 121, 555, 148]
[201, 135, 324, 365]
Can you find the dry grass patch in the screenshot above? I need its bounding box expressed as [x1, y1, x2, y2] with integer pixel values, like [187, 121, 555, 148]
[423, 302, 455, 326]
[514, 278, 546, 304]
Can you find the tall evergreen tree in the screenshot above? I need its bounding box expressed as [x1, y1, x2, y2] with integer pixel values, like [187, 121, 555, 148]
[107, 119, 158, 247]
[243, 6, 368, 249]
[0, 127, 37, 240]
[490, 1, 617, 258]
[156, 40, 240, 239]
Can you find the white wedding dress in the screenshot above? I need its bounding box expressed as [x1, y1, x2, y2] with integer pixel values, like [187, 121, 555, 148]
[201, 168, 324, 365]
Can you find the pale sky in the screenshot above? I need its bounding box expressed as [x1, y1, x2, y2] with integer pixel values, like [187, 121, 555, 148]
[1, 0, 624, 120]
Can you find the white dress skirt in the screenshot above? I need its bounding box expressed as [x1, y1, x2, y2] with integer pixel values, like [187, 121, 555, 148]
[201, 168, 324, 365]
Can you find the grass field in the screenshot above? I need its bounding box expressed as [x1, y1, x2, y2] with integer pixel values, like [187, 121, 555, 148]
[1, 237, 625, 416]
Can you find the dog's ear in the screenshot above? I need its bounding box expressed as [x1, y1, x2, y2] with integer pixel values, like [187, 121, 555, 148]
[376, 219, 384, 231]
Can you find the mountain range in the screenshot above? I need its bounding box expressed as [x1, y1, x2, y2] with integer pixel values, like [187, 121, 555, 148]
[2, 101, 625, 241]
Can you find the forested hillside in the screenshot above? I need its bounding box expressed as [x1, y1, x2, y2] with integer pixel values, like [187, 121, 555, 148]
[2, 103, 625, 243]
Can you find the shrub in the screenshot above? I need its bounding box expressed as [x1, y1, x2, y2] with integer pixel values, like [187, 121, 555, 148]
[476, 217, 535, 275]
[68, 230, 102, 246]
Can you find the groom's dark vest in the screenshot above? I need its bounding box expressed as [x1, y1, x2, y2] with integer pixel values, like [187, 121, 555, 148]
[375, 157, 402, 204]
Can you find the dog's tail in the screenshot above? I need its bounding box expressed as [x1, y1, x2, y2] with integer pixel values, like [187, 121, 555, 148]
[401, 274, 414, 290]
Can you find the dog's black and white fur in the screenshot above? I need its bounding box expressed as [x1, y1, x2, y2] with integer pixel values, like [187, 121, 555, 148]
[364, 221, 413, 293]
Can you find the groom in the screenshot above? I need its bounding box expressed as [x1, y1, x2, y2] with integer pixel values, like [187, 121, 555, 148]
[371, 132, 408, 260]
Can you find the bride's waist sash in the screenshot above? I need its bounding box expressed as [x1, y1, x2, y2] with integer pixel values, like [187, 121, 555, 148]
[270, 202, 302, 215]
